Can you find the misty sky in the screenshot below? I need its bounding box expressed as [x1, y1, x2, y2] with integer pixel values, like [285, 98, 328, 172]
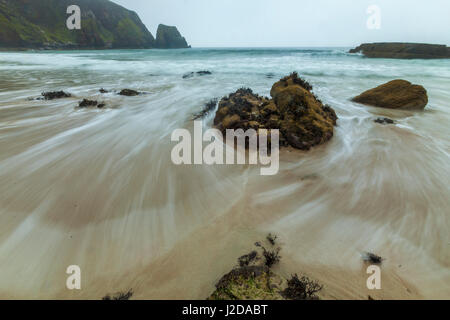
[114, 0, 450, 47]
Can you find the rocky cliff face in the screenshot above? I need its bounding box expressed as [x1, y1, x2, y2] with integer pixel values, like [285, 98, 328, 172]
[0, 0, 189, 49]
[349, 43, 450, 59]
[155, 24, 190, 49]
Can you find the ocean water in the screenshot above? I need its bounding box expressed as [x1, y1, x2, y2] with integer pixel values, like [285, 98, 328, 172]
[0, 48, 449, 299]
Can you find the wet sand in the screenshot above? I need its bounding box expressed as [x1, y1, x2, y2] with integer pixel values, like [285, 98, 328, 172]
[0, 107, 448, 299]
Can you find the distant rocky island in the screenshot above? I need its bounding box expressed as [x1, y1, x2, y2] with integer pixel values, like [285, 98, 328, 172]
[349, 42, 450, 59]
[0, 0, 190, 50]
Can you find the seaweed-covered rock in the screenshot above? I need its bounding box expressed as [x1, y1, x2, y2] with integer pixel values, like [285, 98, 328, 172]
[208, 235, 323, 301]
[213, 72, 338, 150]
[41, 91, 71, 100]
[352, 80, 428, 110]
[119, 89, 140, 96]
[208, 266, 284, 300]
[374, 117, 395, 125]
[78, 99, 98, 108]
[78, 99, 105, 109]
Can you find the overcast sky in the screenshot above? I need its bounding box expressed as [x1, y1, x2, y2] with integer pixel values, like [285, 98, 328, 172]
[113, 0, 450, 47]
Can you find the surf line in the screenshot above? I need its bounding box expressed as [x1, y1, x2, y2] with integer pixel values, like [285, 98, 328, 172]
[171, 121, 280, 176]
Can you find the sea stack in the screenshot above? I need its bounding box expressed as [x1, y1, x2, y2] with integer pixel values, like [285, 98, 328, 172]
[349, 43, 450, 59]
[155, 24, 190, 49]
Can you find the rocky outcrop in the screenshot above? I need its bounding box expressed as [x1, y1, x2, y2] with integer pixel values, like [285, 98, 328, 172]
[155, 24, 190, 49]
[349, 43, 450, 59]
[78, 99, 105, 108]
[352, 80, 428, 110]
[208, 235, 323, 300]
[78, 99, 98, 108]
[40, 91, 71, 100]
[213, 72, 338, 151]
[209, 265, 284, 300]
[0, 0, 185, 49]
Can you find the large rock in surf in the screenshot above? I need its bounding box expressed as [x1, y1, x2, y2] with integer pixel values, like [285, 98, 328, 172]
[155, 24, 190, 49]
[213, 72, 338, 150]
[349, 43, 450, 59]
[352, 80, 428, 110]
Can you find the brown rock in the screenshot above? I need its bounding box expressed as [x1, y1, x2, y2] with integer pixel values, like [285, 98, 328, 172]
[41, 91, 71, 100]
[213, 73, 338, 150]
[349, 43, 450, 59]
[352, 80, 428, 110]
[119, 89, 140, 96]
[374, 117, 395, 125]
[78, 99, 98, 108]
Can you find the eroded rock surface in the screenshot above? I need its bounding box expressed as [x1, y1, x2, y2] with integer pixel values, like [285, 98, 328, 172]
[213, 72, 338, 150]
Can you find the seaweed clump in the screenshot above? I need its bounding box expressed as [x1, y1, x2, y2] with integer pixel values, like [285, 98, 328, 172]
[267, 233, 278, 246]
[193, 98, 218, 120]
[282, 274, 323, 300]
[238, 251, 259, 267]
[362, 252, 384, 265]
[102, 289, 134, 300]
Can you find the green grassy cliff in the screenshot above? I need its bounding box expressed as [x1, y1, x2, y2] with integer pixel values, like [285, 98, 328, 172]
[0, 0, 171, 49]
